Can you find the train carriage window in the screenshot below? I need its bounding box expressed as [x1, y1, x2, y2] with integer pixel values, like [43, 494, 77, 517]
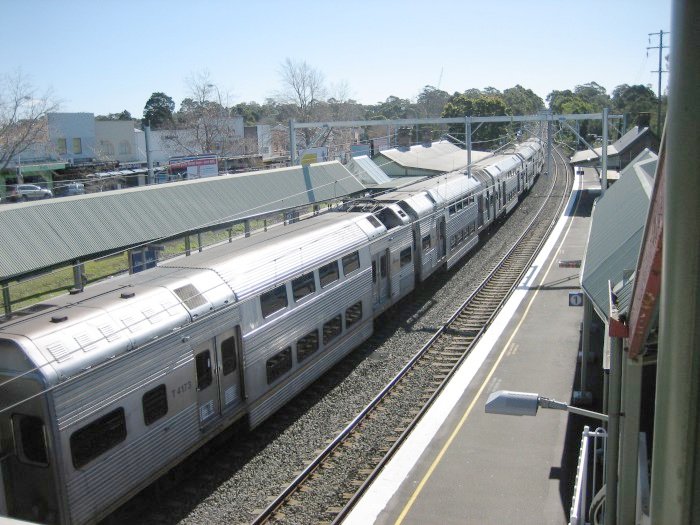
[195, 351, 212, 390]
[261, 284, 288, 318]
[142, 384, 168, 426]
[345, 302, 363, 329]
[266, 347, 292, 384]
[342, 251, 360, 275]
[13, 414, 48, 466]
[400, 247, 412, 267]
[319, 261, 340, 288]
[221, 336, 237, 375]
[70, 408, 126, 469]
[323, 315, 342, 345]
[292, 272, 316, 302]
[422, 235, 431, 250]
[449, 205, 456, 215]
[297, 330, 319, 362]
[380, 255, 387, 278]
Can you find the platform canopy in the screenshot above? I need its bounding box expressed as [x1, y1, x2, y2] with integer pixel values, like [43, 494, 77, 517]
[580, 149, 657, 319]
[0, 161, 365, 281]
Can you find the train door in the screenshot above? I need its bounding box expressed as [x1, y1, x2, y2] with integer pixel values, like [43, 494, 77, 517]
[437, 217, 446, 259]
[477, 195, 484, 227]
[412, 228, 422, 282]
[215, 327, 245, 415]
[372, 250, 390, 307]
[194, 339, 220, 428]
[485, 190, 491, 221]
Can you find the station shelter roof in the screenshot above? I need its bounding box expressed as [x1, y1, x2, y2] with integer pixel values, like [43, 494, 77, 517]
[581, 148, 657, 320]
[0, 161, 365, 281]
[376, 140, 490, 175]
[570, 126, 651, 164]
[345, 155, 391, 185]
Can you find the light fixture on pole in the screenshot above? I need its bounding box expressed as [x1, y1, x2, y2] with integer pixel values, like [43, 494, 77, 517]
[484, 390, 608, 422]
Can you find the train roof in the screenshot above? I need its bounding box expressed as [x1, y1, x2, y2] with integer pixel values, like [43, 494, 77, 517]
[163, 211, 383, 300]
[472, 153, 522, 176]
[374, 169, 483, 205]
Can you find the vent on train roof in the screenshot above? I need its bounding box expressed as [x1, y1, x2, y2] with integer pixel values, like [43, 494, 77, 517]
[174, 284, 207, 310]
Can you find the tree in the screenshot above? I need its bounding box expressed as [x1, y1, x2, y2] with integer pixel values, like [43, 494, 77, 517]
[416, 85, 450, 118]
[611, 84, 658, 127]
[442, 92, 508, 147]
[143, 92, 174, 129]
[277, 58, 327, 147]
[365, 96, 418, 120]
[502, 85, 544, 115]
[0, 71, 59, 173]
[164, 72, 243, 157]
[574, 82, 611, 109]
[546, 89, 576, 113]
[96, 110, 132, 121]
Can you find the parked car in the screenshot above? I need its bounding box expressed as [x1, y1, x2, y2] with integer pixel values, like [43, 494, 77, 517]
[53, 182, 85, 197]
[5, 184, 53, 202]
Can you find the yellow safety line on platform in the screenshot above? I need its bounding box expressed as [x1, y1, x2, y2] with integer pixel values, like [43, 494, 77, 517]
[394, 181, 583, 525]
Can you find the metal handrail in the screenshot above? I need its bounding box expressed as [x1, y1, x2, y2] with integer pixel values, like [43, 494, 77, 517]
[570, 426, 607, 525]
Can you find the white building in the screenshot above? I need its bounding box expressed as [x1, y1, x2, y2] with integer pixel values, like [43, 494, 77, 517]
[95, 120, 142, 164]
[47, 113, 97, 164]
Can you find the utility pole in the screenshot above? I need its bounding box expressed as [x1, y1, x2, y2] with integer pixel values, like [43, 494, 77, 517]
[647, 30, 669, 137]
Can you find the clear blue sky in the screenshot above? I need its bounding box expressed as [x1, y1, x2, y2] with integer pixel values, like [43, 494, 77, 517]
[3, 0, 672, 117]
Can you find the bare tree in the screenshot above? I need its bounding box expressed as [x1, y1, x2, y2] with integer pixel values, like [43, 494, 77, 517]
[164, 71, 243, 157]
[277, 58, 327, 148]
[0, 71, 59, 175]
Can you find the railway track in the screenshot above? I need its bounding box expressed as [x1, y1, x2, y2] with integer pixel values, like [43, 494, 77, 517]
[251, 147, 574, 524]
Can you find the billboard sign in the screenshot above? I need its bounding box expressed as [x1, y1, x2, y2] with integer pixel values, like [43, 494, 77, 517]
[298, 147, 327, 166]
[169, 154, 219, 179]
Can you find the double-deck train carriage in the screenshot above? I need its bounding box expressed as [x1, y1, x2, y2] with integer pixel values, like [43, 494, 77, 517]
[471, 153, 525, 218]
[0, 136, 544, 525]
[515, 139, 544, 190]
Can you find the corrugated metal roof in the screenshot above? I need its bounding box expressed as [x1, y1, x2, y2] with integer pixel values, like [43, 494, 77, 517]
[377, 140, 491, 173]
[570, 126, 649, 164]
[0, 161, 365, 281]
[581, 150, 657, 319]
[346, 155, 391, 184]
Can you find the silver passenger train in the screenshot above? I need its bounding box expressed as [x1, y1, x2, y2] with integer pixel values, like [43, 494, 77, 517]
[0, 139, 543, 524]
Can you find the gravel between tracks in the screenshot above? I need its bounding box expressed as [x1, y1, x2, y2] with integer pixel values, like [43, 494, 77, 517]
[105, 160, 565, 525]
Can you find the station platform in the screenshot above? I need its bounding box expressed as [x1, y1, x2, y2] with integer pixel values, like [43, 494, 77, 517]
[343, 170, 600, 525]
